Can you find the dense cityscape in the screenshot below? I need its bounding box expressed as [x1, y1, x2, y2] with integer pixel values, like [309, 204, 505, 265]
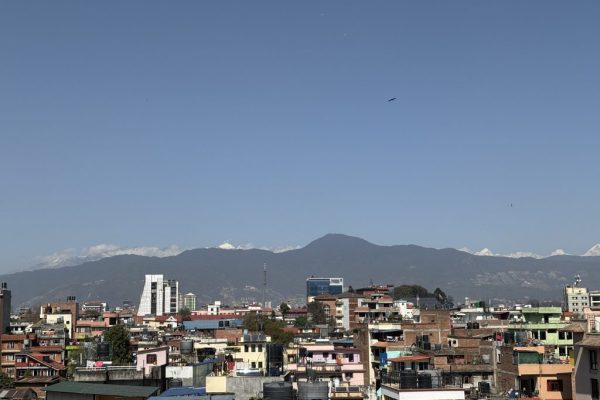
[0, 272, 599, 399]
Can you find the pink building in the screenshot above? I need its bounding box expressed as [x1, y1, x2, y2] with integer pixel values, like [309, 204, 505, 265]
[136, 346, 169, 376]
[288, 343, 366, 387]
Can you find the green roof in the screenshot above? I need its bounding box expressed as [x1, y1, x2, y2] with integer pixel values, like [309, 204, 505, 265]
[45, 382, 159, 397]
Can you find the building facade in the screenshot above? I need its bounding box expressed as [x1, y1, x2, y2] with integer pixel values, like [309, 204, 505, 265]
[306, 277, 344, 303]
[137, 275, 179, 316]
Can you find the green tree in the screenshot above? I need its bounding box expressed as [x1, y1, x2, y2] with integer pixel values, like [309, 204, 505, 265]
[0, 372, 14, 389]
[179, 307, 192, 321]
[279, 302, 290, 320]
[392, 285, 432, 300]
[294, 315, 309, 328]
[433, 288, 447, 305]
[242, 313, 293, 345]
[105, 324, 132, 365]
[307, 302, 327, 325]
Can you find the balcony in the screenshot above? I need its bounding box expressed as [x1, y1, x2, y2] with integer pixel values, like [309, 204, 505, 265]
[330, 386, 368, 399]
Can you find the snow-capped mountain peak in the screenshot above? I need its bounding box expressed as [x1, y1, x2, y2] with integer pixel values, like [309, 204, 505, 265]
[584, 244, 600, 257]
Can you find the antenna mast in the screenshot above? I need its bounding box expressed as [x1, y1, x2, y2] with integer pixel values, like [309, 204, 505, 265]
[263, 263, 267, 307]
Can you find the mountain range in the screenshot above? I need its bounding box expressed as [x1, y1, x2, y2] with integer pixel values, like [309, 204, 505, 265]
[4, 234, 600, 309]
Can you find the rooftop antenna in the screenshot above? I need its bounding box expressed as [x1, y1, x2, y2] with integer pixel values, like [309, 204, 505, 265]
[574, 274, 582, 287]
[263, 263, 267, 308]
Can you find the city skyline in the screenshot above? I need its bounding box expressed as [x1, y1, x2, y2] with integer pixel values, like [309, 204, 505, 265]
[2, 1, 600, 271]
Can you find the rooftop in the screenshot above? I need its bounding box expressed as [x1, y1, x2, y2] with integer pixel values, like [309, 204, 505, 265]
[44, 382, 159, 397]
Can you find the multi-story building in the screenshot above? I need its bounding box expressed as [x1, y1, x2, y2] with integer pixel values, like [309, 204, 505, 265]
[181, 293, 197, 311]
[235, 333, 270, 375]
[496, 345, 573, 399]
[287, 341, 366, 386]
[574, 333, 600, 400]
[564, 282, 589, 314]
[507, 307, 577, 360]
[137, 274, 179, 316]
[0, 282, 11, 334]
[307, 277, 344, 303]
[39, 296, 79, 341]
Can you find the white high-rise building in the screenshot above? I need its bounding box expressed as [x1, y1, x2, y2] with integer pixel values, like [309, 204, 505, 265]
[138, 274, 179, 316]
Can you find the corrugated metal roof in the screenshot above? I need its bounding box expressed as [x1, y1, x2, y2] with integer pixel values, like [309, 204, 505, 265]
[44, 382, 159, 397]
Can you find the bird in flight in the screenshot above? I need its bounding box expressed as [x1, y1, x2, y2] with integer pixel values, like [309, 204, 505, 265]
[388, 97, 397, 102]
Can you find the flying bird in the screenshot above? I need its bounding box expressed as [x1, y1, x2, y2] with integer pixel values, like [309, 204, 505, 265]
[388, 97, 397, 102]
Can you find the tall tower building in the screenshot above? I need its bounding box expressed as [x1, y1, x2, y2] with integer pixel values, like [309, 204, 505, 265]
[182, 293, 197, 311]
[0, 282, 11, 333]
[138, 275, 179, 316]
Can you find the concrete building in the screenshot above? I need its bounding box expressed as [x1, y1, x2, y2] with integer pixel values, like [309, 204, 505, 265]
[496, 345, 573, 399]
[574, 333, 600, 400]
[138, 274, 179, 316]
[564, 282, 589, 314]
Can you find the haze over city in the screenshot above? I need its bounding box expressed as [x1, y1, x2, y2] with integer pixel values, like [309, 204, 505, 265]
[2, 1, 600, 272]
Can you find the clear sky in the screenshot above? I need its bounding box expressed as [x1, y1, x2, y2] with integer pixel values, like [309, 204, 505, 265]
[1, 1, 600, 271]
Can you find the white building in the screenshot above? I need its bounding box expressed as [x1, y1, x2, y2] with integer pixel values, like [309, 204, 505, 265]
[137, 274, 179, 316]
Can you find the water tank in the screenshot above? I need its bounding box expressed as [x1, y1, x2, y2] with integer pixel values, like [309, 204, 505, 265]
[169, 378, 183, 388]
[97, 343, 110, 358]
[422, 342, 431, 350]
[418, 373, 432, 389]
[472, 322, 480, 329]
[267, 344, 284, 362]
[298, 381, 329, 400]
[180, 340, 194, 355]
[263, 382, 293, 400]
[400, 370, 418, 389]
[478, 381, 491, 394]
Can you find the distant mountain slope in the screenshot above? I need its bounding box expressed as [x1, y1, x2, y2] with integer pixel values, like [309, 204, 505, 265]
[3, 234, 600, 308]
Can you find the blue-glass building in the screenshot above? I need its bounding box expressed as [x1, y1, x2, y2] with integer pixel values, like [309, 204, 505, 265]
[306, 277, 344, 302]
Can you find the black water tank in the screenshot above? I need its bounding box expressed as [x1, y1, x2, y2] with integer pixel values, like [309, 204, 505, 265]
[97, 343, 110, 358]
[479, 381, 491, 394]
[263, 382, 293, 400]
[418, 373, 432, 389]
[423, 342, 431, 350]
[268, 344, 284, 362]
[298, 382, 328, 400]
[400, 370, 418, 389]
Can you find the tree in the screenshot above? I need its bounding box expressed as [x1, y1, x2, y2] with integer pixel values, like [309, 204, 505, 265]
[392, 285, 432, 300]
[179, 307, 192, 321]
[307, 302, 327, 325]
[0, 372, 14, 389]
[104, 324, 132, 365]
[279, 303, 290, 320]
[294, 316, 309, 328]
[433, 288, 447, 306]
[242, 312, 293, 345]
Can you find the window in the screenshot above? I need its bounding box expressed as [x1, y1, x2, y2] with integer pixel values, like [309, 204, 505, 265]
[591, 350, 598, 370]
[146, 354, 157, 364]
[244, 345, 249, 352]
[539, 331, 546, 340]
[593, 378, 599, 400]
[258, 362, 263, 368]
[348, 353, 354, 362]
[251, 344, 256, 352]
[547, 380, 563, 392]
[251, 362, 256, 368]
[258, 344, 263, 352]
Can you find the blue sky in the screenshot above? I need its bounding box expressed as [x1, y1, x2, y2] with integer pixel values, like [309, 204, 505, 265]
[1, 1, 600, 271]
